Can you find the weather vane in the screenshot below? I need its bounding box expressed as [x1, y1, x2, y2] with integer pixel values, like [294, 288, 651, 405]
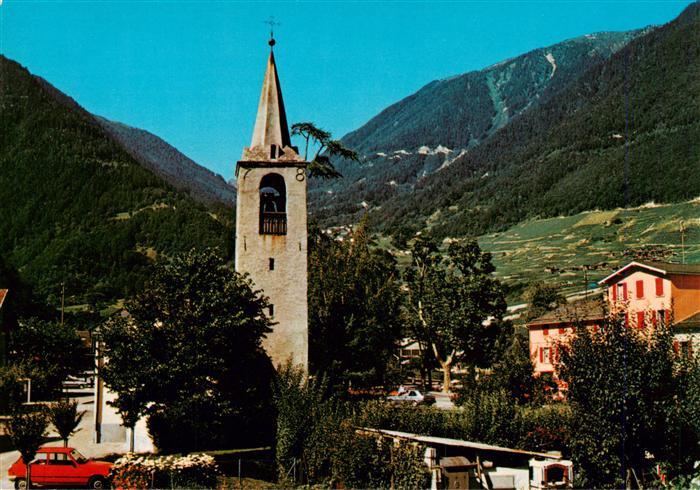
[264, 16, 281, 47]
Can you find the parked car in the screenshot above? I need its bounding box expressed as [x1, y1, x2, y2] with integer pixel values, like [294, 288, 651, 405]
[8, 447, 112, 489]
[387, 389, 436, 406]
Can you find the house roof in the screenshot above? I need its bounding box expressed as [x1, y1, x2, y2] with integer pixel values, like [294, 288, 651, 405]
[527, 299, 605, 327]
[0, 289, 8, 310]
[599, 261, 700, 285]
[358, 427, 561, 460]
[677, 312, 700, 330]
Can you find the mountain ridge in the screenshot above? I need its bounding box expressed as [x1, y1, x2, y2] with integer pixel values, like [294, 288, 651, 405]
[310, 28, 647, 226]
[0, 54, 233, 306]
[311, 4, 699, 243]
[96, 116, 236, 206]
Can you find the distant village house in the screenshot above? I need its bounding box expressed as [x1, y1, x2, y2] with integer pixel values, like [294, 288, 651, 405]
[528, 261, 700, 388]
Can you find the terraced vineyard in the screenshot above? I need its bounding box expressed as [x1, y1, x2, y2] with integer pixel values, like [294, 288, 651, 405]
[478, 199, 700, 301]
[377, 199, 700, 304]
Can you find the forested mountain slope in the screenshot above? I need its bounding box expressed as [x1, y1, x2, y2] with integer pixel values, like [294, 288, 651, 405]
[310, 30, 644, 226]
[0, 55, 233, 306]
[97, 117, 236, 206]
[386, 2, 700, 240]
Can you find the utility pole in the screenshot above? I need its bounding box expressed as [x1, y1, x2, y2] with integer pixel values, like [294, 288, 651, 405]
[60, 281, 65, 325]
[680, 221, 686, 264]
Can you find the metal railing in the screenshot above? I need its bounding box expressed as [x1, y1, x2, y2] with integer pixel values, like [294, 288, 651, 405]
[260, 212, 287, 235]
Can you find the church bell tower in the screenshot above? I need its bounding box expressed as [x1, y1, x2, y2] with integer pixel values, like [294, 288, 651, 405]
[235, 37, 308, 369]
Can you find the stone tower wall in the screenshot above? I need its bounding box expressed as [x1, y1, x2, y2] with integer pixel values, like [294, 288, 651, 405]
[235, 163, 308, 369]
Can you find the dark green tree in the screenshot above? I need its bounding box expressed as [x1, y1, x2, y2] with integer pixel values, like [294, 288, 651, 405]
[100, 248, 275, 453]
[8, 318, 87, 399]
[308, 222, 403, 392]
[556, 314, 695, 487]
[5, 407, 49, 489]
[291, 122, 359, 179]
[523, 282, 566, 321]
[271, 361, 330, 484]
[49, 399, 85, 447]
[404, 237, 509, 392]
[489, 333, 538, 404]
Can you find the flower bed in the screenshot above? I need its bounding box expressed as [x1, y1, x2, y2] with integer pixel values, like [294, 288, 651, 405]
[110, 453, 219, 489]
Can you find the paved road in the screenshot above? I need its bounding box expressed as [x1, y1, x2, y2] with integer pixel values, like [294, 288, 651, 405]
[432, 391, 455, 410]
[1, 388, 124, 490]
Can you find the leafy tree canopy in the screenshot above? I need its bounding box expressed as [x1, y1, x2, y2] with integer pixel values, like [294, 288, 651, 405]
[557, 314, 700, 487]
[523, 281, 566, 321]
[8, 318, 88, 399]
[404, 237, 510, 391]
[100, 248, 275, 453]
[291, 122, 359, 179]
[308, 220, 403, 392]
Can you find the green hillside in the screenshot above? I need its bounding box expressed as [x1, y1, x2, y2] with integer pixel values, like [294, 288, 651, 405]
[480, 199, 700, 301]
[377, 3, 700, 239]
[312, 4, 699, 244]
[0, 55, 233, 308]
[310, 29, 643, 227]
[380, 198, 699, 303]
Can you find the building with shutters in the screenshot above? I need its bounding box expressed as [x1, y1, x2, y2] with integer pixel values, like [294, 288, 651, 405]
[528, 261, 700, 383]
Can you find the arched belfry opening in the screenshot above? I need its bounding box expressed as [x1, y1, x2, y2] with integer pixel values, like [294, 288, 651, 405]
[259, 173, 287, 235]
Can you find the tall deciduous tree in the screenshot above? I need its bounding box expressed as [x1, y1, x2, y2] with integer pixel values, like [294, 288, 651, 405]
[556, 315, 699, 487]
[100, 249, 275, 453]
[8, 318, 87, 399]
[291, 122, 359, 179]
[308, 222, 403, 391]
[404, 237, 509, 392]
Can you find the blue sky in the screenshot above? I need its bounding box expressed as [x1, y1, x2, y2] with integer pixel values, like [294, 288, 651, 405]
[0, 1, 693, 179]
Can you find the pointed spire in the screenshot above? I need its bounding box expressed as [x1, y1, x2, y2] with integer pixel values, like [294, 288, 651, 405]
[249, 49, 292, 151]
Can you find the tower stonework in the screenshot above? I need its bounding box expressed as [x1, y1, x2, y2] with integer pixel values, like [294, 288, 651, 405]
[235, 45, 308, 369]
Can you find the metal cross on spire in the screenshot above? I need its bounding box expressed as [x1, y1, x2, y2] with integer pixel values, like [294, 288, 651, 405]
[264, 16, 281, 47]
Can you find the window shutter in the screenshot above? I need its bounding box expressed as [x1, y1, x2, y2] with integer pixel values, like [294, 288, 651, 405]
[637, 311, 645, 329]
[612, 286, 617, 301]
[625, 312, 629, 327]
[673, 341, 680, 354]
[539, 348, 544, 363]
[655, 278, 664, 296]
[636, 280, 644, 299]
[543, 328, 549, 336]
[622, 283, 628, 300]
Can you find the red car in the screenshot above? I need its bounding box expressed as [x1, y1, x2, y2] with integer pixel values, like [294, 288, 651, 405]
[8, 447, 112, 489]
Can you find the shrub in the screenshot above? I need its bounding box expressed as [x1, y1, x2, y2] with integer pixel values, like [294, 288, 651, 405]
[519, 404, 572, 453]
[0, 365, 31, 412]
[331, 421, 429, 489]
[109, 453, 219, 490]
[271, 361, 328, 483]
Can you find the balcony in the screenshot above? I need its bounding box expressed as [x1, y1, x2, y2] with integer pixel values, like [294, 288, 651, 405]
[260, 211, 287, 235]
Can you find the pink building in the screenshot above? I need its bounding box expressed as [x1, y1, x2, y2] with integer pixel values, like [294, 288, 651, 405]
[528, 261, 700, 381]
[527, 300, 603, 380]
[599, 261, 700, 355]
